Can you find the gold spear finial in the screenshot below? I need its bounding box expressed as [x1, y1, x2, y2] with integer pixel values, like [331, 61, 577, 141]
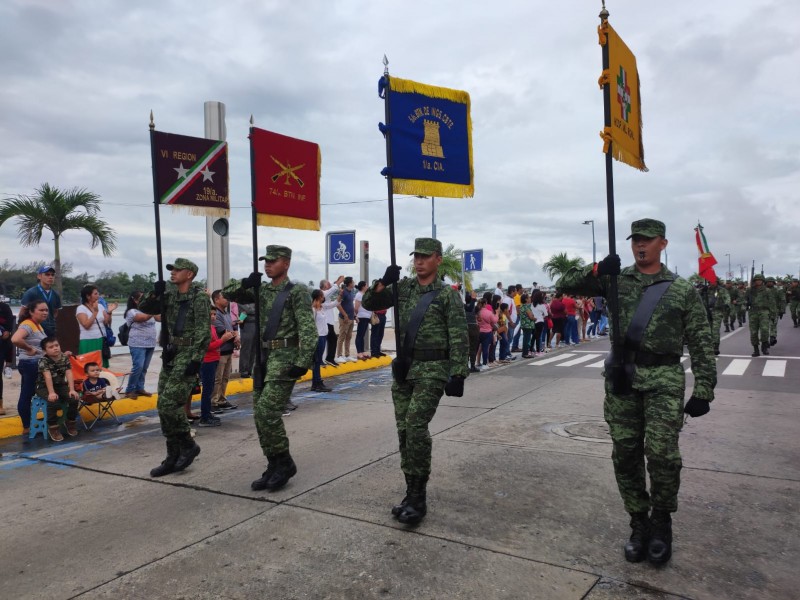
[149, 110, 154, 131]
[599, 0, 609, 21]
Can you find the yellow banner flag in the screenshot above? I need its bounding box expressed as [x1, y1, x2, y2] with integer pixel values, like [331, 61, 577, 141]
[598, 21, 647, 172]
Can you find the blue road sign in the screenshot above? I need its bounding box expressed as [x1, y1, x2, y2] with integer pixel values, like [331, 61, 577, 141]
[328, 231, 356, 264]
[463, 249, 483, 272]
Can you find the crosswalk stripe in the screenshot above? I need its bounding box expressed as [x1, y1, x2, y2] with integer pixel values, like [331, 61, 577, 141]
[557, 354, 604, 367]
[588, 359, 606, 368]
[531, 353, 577, 365]
[762, 360, 787, 377]
[722, 359, 750, 376]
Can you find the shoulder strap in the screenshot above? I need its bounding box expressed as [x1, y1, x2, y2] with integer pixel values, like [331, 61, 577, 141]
[624, 278, 674, 351]
[402, 287, 443, 359]
[263, 282, 295, 341]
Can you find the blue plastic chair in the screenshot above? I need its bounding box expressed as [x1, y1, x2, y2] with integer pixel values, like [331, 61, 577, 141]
[29, 396, 66, 440]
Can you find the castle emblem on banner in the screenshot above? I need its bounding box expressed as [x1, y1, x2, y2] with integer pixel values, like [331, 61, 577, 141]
[420, 119, 445, 158]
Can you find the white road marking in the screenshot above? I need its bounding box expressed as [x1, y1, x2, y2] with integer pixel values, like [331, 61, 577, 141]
[721, 359, 750, 376]
[557, 354, 604, 367]
[762, 360, 787, 377]
[530, 353, 577, 365]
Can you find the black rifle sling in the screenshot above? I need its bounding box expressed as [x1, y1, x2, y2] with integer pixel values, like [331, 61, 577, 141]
[624, 278, 675, 352]
[402, 287, 443, 360]
[262, 282, 295, 342]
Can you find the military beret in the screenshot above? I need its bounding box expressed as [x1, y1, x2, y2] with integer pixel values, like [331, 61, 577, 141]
[258, 245, 292, 261]
[409, 237, 443, 256]
[166, 257, 198, 275]
[626, 218, 666, 240]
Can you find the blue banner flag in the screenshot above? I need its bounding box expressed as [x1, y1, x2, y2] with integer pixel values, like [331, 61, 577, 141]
[381, 76, 473, 198]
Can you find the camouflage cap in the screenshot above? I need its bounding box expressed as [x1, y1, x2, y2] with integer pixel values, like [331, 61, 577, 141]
[258, 245, 292, 261]
[752, 274, 765, 282]
[792, 278, 799, 283]
[626, 218, 666, 240]
[409, 237, 442, 256]
[166, 258, 198, 275]
[766, 276, 776, 283]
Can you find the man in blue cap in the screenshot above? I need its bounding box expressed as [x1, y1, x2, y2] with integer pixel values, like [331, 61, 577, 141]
[21, 266, 62, 336]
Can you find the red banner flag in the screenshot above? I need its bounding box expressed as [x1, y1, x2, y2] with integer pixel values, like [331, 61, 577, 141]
[251, 127, 320, 231]
[694, 223, 718, 283]
[152, 131, 229, 217]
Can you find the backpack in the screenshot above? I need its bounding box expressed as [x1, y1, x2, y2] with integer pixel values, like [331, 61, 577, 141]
[118, 321, 130, 346]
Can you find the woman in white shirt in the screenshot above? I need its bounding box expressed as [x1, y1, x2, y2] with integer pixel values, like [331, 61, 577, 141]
[354, 281, 373, 360]
[75, 285, 113, 367]
[530, 291, 549, 356]
[311, 290, 333, 392]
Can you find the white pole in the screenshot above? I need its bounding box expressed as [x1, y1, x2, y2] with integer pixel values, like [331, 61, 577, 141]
[204, 101, 229, 291]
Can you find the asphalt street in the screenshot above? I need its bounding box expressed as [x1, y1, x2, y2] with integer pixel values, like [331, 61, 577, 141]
[1, 316, 798, 599]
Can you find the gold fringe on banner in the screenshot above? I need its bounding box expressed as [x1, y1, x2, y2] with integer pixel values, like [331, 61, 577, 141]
[390, 77, 470, 104]
[256, 213, 320, 231]
[392, 179, 474, 199]
[166, 204, 230, 218]
[598, 22, 608, 46]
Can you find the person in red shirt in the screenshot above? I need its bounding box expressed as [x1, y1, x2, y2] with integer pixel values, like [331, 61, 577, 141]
[198, 305, 236, 427]
[562, 293, 579, 345]
[549, 293, 566, 348]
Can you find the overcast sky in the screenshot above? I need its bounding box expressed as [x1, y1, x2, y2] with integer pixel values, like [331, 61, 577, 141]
[2, 0, 799, 290]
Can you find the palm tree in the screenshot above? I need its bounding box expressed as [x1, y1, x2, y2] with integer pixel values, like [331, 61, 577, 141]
[543, 252, 585, 282]
[0, 183, 117, 294]
[407, 243, 473, 290]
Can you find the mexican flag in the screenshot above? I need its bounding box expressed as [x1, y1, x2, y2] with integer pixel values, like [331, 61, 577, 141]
[694, 223, 718, 283]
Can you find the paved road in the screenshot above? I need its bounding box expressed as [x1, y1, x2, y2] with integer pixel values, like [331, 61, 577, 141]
[1, 318, 798, 599]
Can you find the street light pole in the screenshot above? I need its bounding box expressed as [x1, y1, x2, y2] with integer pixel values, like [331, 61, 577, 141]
[582, 220, 596, 263]
[725, 253, 731, 279]
[417, 195, 436, 238]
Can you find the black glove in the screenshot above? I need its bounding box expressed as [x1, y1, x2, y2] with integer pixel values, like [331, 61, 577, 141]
[285, 365, 308, 379]
[153, 280, 167, 297]
[380, 265, 402, 287]
[444, 376, 465, 397]
[183, 360, 202, 377]
[684, 396, 710, 418]
[596, 254, 621, 277]
[242, 271, 263, 289]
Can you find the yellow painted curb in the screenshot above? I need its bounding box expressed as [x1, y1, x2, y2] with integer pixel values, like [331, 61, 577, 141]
[0, 355, 392, 440]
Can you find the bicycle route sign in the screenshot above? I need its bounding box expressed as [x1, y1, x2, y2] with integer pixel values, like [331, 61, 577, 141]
[463, 249, 483, 272]
[327, 230, 356, 264]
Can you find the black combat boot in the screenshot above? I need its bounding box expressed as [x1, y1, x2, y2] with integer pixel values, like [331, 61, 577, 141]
[397, 476, 428, 525]
[648, 510, 673, 565]
[761, 342, 770, 356]
[793, 317, 798, 328]
[730, 319, 735, 331]
[391, 473, 413, 517]
[150, 439, 181, 477]
[770, 335, 777, 347]
[173, 433, 201, 472]
[751, 346, 760, 357]
[724, 323, 730, 333]
[714, 346, 720, 356]
[251, 460, 278, 491]
[624, 512, 651, 562]
[261, 452, 297, 491]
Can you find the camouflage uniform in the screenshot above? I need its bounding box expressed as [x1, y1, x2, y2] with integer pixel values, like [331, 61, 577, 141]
[223, 247, 316, 458]
[557, 222, 715, 516]
[362, 239, 468, 479]
[789, 280, 800, 327]
[765, 277, 782, 343]
[707, 281, 729, 353]
[736, 283, 748, 325]
[139, 261, 210, 443]
[724, 282, 739, 330]
[747, 275, 774, 352]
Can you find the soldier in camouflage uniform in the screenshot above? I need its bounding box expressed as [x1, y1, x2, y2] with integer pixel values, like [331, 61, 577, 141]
[765, 277, 782, 346]
[140, 258, 210, 477]
[724, 280, 738, 331]
[557, 219, 716, 566]
[789, 279, 800, 328]
[362, 238, 468, 525]
[223, 245, 316, 492]
[736, 281, 748, 326]
[707, 278, 729, 355]
[746, 274, 774, 356]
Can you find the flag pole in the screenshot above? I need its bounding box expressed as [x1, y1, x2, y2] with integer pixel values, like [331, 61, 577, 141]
[381, 56, 403, 363]
[148, 111, 165, 285]
[248, 115, 264, 392]
[599, 3, 624, 383]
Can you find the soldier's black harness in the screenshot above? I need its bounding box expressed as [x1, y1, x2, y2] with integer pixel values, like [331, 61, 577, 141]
[392, 287, 444, 382]
[261, 282, 296, 350]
